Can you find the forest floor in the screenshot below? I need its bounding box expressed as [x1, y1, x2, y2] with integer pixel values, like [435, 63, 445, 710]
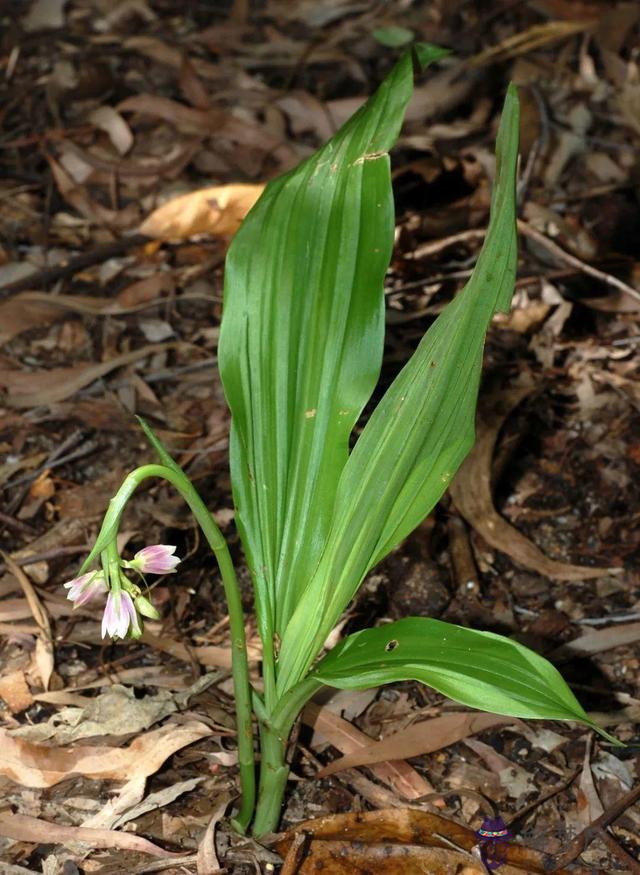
[1, 0, 640, 872]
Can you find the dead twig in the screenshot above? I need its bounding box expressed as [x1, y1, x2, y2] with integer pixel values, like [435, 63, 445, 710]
[550, 782, 640, 870]
[517, 219, 640, 305]
[0, 234, 149, 297]
[506, 767, 581, 829]
[407, 228, 486, 261]
[597, 826, 640, 873]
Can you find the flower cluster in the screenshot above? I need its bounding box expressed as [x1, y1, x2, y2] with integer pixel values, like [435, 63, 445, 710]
[63, 544, 180, 640]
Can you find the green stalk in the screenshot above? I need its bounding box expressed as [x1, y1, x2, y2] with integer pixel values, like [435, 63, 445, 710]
[86, 461, 256, 832]
[252, 724, 288, 837]
[251, 675, 323, 836]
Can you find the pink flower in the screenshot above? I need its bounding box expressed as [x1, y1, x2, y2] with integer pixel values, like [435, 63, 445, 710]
[63, 571, 107, 607]
[101, 591, 141, 639]
[131, 544, 180, 575]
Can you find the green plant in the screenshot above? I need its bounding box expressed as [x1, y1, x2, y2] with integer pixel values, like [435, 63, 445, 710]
[66, 45, 617, 837]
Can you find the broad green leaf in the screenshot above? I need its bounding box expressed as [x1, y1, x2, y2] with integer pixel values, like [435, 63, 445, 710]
[278, 86, 519, 693]
[218, 45, 449, 639]
[311, 618, 620, 744]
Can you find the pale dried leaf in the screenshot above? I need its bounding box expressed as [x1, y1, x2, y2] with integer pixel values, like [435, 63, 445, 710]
[577, 743, 604, 826]
[82, 775, 147, 830]
[0, 813, 179, 857]
[0, 720, 211, 788]
[302, 702, 433, 800]
[88, 106, 134, 155]
[11, 684, 177, 743]
[139, 183, 264, 241]
[0, 342, 179, 408]
[2, 552, 54, 690]
[549, 622, 640, 659]
[114, 777, 205, 829]
[317, 712, 519, 777]
[196, 794, 229, 875]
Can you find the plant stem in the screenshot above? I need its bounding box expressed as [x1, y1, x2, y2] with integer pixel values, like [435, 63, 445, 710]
[252, 723, 289, 837]
[251, 675, 324, 836]
[91, 463, 256, 832]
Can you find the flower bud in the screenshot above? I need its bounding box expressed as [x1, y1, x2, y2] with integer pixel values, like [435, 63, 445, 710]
[135, 594, 161, 620]
[129, 544, 180, 575]
[63, 571, 107, 607]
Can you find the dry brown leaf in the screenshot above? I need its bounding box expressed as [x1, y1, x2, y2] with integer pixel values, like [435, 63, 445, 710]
[550, 622, 640, 659]
[116, 272, 175, 308]
[179, 55, 212, 110]
[0, 669, 34, 714]
[577, 742, 604, 827]
[275, 809, 583, 874]
[449, 387, 613, 580]
[196, 794, 229, 875]
[123, 36, 221, 80]
[139, 183, 265, 241]
[47, 152, 139, 230]
[280, 841, 489, 874]
[0, 294, 64, 345]
[0, 290, 182, 345]
[141, 629, 262, 667]
[316, 712, 520, 778]
[0, 813, 179, 858]
[0, 342, 179, 408]
[117, 94, 222, 133]
[276, 91, 334, 140]
[302, 702, 433, 800]
[2, 552, 54, 690]
[0, 720, 211, 788]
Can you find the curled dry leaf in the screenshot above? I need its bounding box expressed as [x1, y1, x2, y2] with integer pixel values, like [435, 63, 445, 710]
[302, 702, 433, 800]
[316, 712, 520, 778]
[196, 794, 229, 875]
[139, 183, 265, 241]
[275, 809, 585, 875]
[449, 387, 613, 580]
[113, 777, 205, 830]
[0, 720, 211, 788]
[88, 106, 134, 156]
[82, 774, 147, 830]
[0, 813, 179, 858]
